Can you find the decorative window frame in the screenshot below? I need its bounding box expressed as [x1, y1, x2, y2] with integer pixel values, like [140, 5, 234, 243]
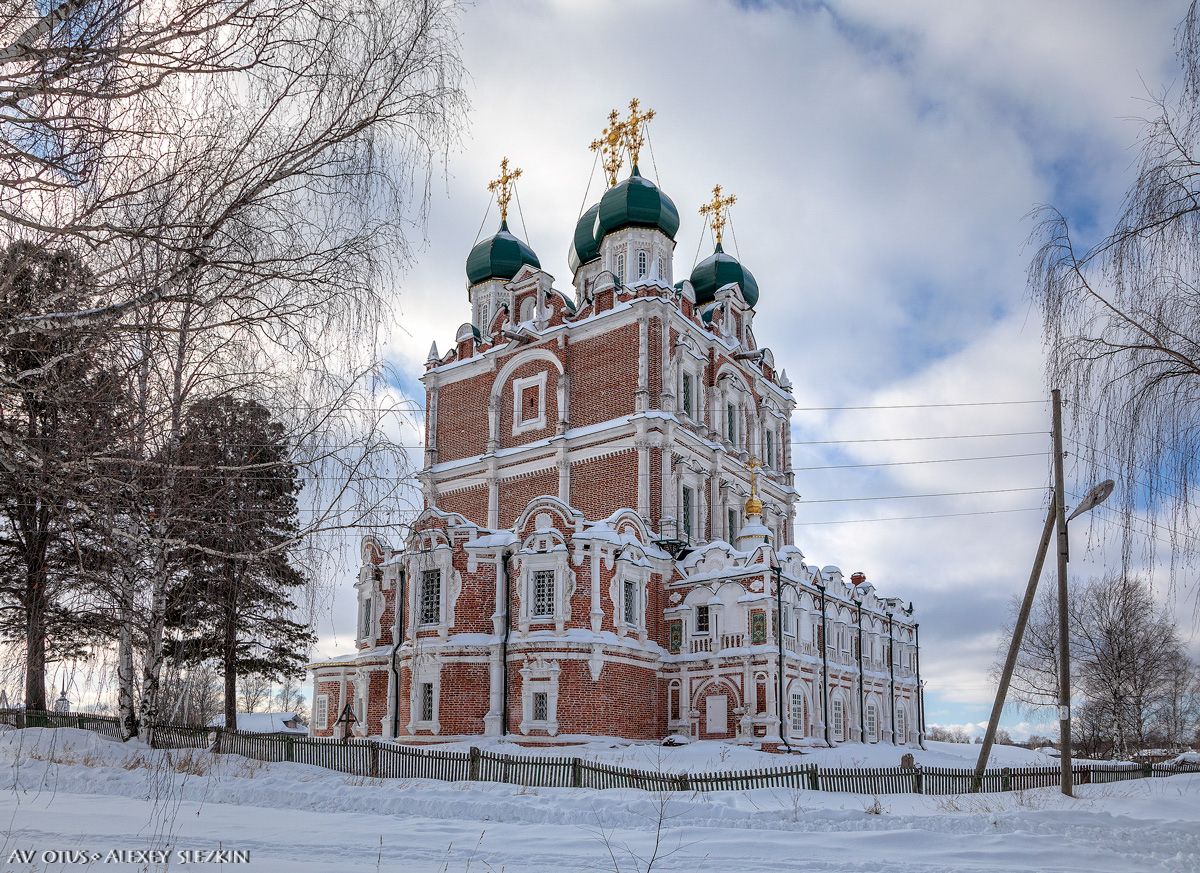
[519, 657, 560, 735]
[517, 531, 572, 633]
[406, 655, 441, 735]
[610, 551, 651, 640]
[315, 693, 329, 730]
[406, 535, 461, 640]
[511, 371, 548, 436]
[354, 565, 382, 647]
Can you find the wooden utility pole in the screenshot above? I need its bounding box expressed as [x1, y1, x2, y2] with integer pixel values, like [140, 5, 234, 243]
[972, 503, 1056, 785]
[1052, 388, 1073, 796]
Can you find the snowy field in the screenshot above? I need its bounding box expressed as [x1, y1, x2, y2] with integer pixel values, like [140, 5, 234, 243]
[2, 728, 1198, 873]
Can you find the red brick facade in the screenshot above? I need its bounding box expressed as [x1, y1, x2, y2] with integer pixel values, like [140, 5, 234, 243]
[309, 175, 924, 751]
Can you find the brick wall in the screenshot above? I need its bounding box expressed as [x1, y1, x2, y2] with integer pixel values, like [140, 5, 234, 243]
[569, 449, 637, 519]
[569, 322, 637, 428]
[497, 467, 558, 528]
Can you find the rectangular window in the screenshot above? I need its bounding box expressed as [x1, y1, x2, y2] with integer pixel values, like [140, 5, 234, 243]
[682, 373, 694, 419]
[728, 508, 738, 540]
[419, 569, 441, 625]
[867, 705, 878, 742]
[832, 699, 845, 742]
[532, 569, 555, 618]
[781, 605, 791, 633]
[623, 578, 637, 625]
[726, 402, 736, 444]
[532, 691, 548, 722]
[765, 429, 774, 468]
[315, 694, 329, 730]
[681, 486, 694, 542]
[419, 682, 434, 722]
[359, 596, 373, 640]
[695, 604, 710, 634]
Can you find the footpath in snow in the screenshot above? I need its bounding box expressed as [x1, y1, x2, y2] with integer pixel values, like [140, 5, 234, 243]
[1, 728, 1198, 872]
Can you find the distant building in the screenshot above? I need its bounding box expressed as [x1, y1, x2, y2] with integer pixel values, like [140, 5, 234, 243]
[307, 104, 924, 750]
[209, 712, 308, 735]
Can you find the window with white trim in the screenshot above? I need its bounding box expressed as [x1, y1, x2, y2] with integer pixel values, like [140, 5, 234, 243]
[896, 707, 907, 744]
[765, 429, 774, 468]
[682, 372, 694, 419]
[832, 698, 845, 742]
[866, 703, 879, 742]
[359, 596, 373, 642]
[616, 252, 625, 284]
[622, 578, 638, 625]
[781, 604, 791, 634]
[532, 691, 548, 722]
[695, 604, 710, 634]
[637, 250, 647, 278]
[419, 682, 434, 722]
[682, 485, 694, 542]
[315, 693, 329, 730]
[419, 569, 441, 625]
[532, 569, 555, 619]
[790, 692, 807, 737]
[727, 507, 738, 541]
[511, 372, 548, 435]
[726, 402, 736, 444]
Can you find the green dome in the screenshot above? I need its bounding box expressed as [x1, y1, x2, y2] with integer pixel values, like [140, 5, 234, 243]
[689, 243, 759, 308]
[568, 203, 602, 273]
[466, 221, 540, 285]
[597, 167, 680, 240]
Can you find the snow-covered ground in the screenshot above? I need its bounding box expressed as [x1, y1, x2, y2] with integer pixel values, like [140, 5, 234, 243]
[2, 728, 1198, 872]
[425, 734, 1057, 772]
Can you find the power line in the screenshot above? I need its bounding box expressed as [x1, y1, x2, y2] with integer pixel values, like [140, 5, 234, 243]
[793, 400, 1046, 412]
[793, 430, 1048, 446]
[798, 506, 1046, 526]
[792, 451, 1048, 472]
[795, 486, 1048, 505]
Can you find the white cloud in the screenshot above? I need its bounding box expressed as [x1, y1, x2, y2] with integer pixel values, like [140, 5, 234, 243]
[322, 0, 1193, 724]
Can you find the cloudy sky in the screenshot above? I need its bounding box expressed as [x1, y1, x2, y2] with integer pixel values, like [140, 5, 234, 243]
[312, 0, 1198, 738]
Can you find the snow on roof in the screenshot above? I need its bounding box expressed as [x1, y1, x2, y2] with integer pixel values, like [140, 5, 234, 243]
[209, 712, 307, 734]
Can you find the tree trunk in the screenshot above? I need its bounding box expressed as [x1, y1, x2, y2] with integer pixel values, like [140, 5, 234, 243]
[116, 571, 137, 740]
[136, 547, 169, 744]
[223, 603, 238, 732]
[24, 564, 47, 711]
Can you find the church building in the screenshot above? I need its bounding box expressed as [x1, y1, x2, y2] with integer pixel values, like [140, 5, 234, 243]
[307, 102, 925, 750]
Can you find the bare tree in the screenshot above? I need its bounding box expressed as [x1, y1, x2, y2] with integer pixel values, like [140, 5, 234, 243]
[1001, 574, 1192, 757]
[2, 0, 464, 739]
[1028, 1, 1200, 575]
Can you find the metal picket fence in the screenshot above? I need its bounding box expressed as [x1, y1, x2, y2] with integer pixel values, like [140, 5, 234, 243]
[4, 708, 1198, 795]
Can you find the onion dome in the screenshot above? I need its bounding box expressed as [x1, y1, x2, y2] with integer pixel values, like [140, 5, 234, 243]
[568, 203, 602, 273]
[689, 242, 759, 308]
[466, 220, 541, 285]
[597, 166, 680, 240]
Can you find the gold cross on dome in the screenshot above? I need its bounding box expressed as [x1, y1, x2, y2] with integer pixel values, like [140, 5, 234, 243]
[487, 156, 522, 224]
[745, 456, 763, 516]
[621, 98, 656, 170]
[590, 109, 626, 188]
[699, 184, 737, 246]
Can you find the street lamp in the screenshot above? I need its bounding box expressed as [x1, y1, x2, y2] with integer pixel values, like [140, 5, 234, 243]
[973, 392, 1113, 797]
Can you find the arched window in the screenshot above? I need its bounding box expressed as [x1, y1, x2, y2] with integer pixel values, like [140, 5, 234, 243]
[866, 703, 879, 743]
[519, 296, 535, 322]
[637, 250, 647, 278]
[669, 681, 681, 722]
[831, 698, 845, 742]
[896, 707, 907, 744]
[790, 692, 808, 738]
[615, 252, 625, 284]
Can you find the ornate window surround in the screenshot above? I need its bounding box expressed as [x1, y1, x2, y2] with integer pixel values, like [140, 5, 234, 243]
[406, 655, 441, 735]
[516, 529, 572, 634]
[519, 657, 560, 736]
[511, 371, 548, 435]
